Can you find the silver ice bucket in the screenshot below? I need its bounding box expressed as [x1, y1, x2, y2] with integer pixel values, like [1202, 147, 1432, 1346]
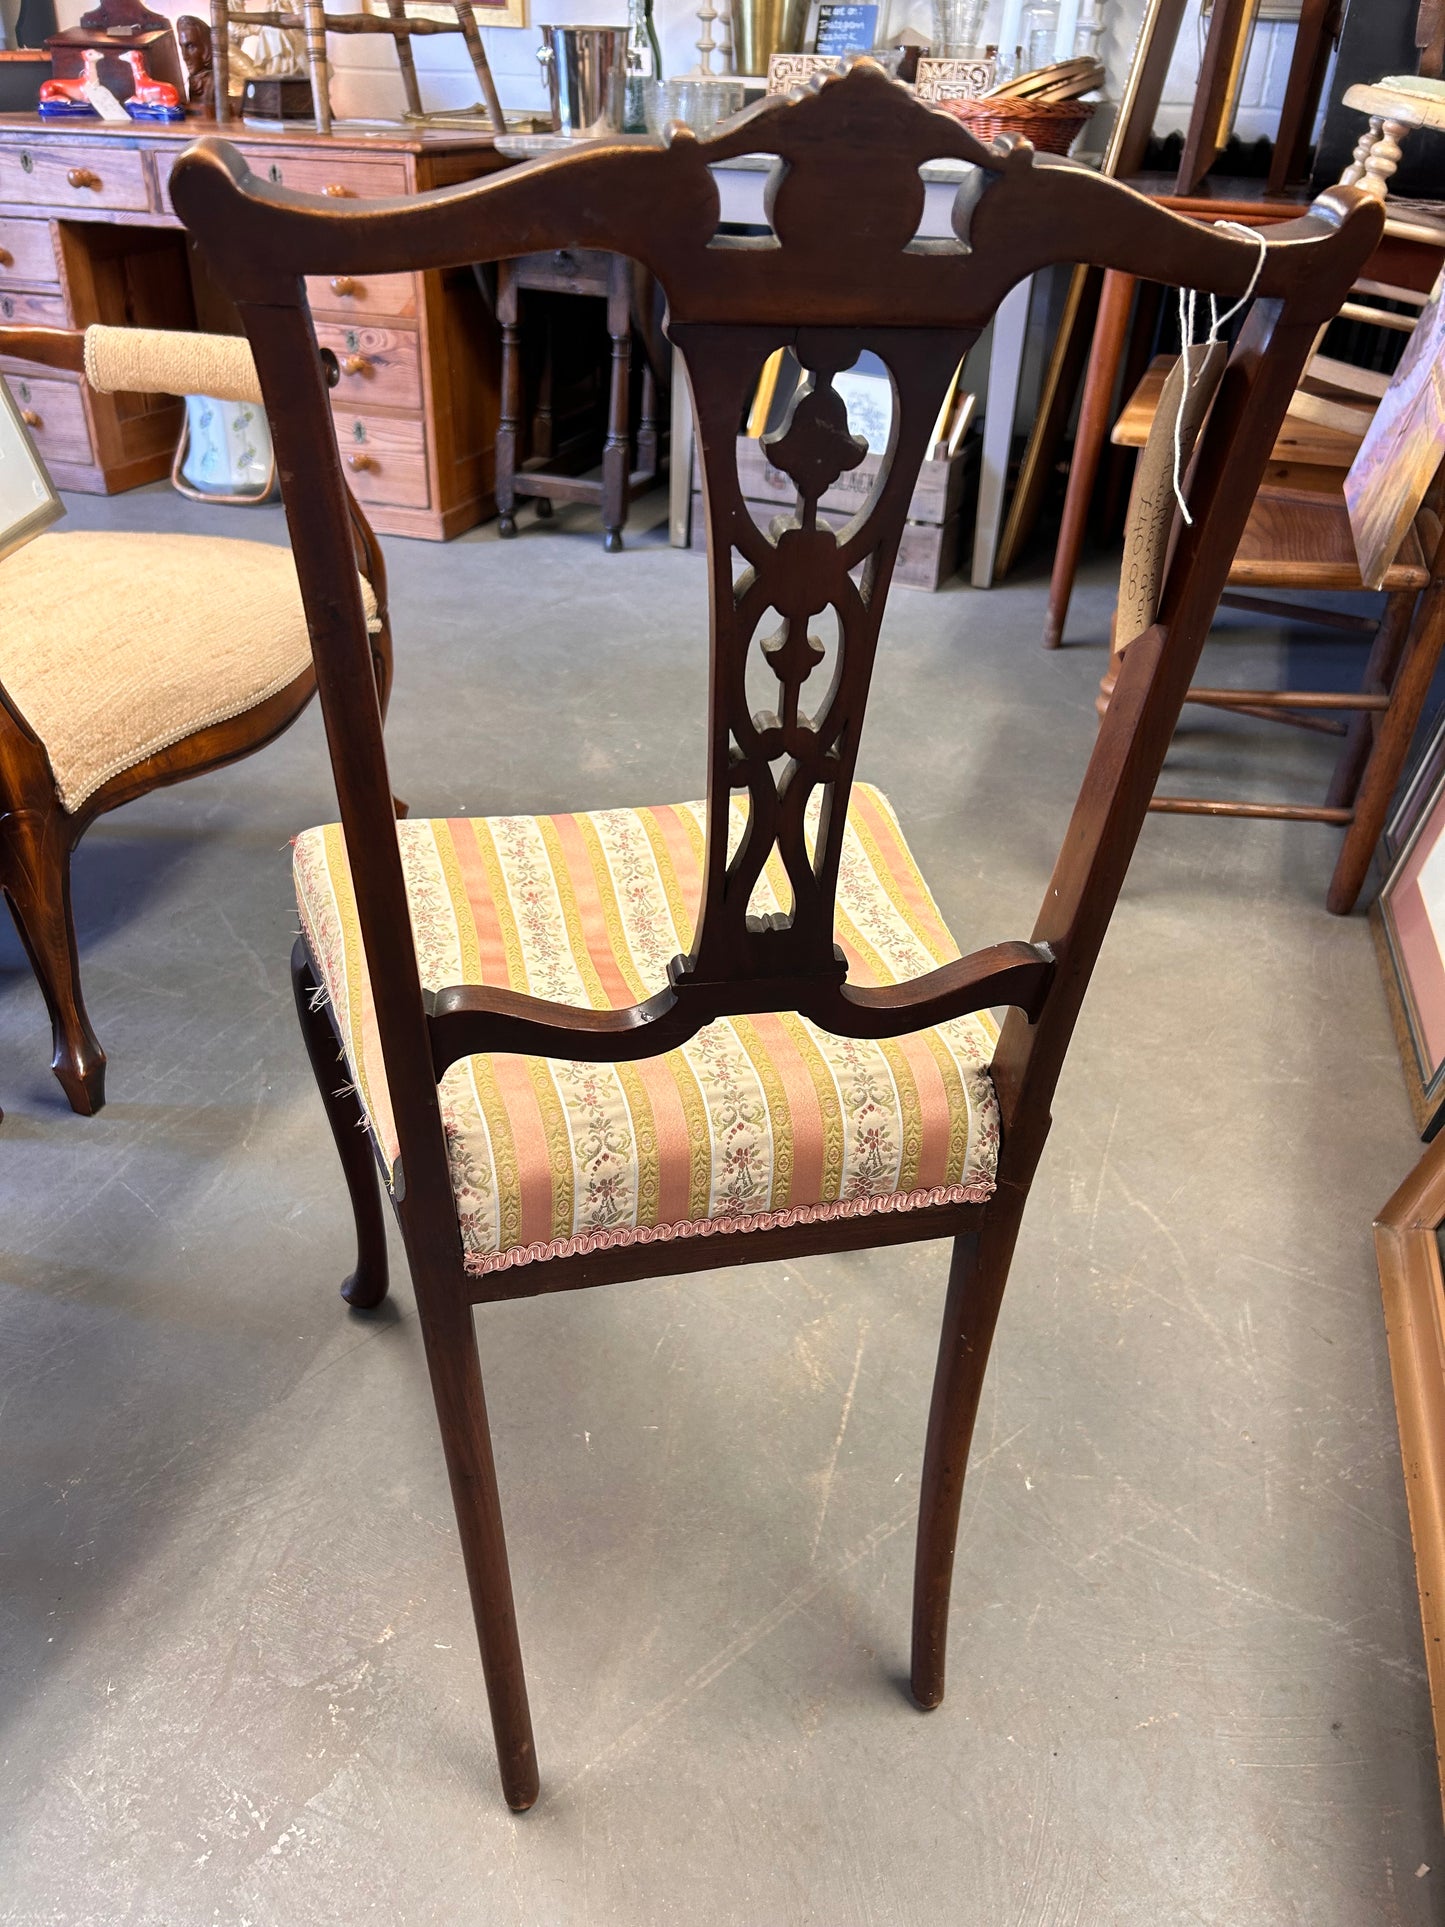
[536, 25, 629, 137]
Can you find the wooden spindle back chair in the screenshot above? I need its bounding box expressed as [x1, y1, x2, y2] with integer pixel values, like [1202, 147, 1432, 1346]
[209, 0, 505, 136]
[171, 61, 1380, 1811]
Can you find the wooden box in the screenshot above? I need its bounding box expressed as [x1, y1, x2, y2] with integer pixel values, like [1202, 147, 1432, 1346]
[690, 435, 974, 592]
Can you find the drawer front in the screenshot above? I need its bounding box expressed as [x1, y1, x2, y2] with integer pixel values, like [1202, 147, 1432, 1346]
[0, 141, 151, 212]
[335, 411, 430, 509]
[513, 247, 613, 297]
[317, 323, 422, 411]
[235, 151, 410, 202]
[0, 287, 66, 328]
[4, 371, 92, 465]
[0, 218, 60, 289]
[306, 270, 419, 321]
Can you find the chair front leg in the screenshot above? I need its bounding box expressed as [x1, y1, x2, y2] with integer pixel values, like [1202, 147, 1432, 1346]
[290, 936, 390, 1309]
[0, 804, 105, 1114]
[414, 1287, 539, 1810]
[911, 1196, 1026, 1709]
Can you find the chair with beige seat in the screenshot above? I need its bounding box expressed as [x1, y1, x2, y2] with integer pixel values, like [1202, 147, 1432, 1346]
[0, 323, 391, 1118]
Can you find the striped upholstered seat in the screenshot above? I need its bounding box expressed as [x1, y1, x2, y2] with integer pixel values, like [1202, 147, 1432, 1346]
[294, 785, 1000, 1277]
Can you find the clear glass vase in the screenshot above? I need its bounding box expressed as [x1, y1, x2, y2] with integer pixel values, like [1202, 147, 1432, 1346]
[930, 0, 987, 57]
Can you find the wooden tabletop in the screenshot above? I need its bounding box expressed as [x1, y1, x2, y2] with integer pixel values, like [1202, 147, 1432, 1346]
[0, 111, 502, 154]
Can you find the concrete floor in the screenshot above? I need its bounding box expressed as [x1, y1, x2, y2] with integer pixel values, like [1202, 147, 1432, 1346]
[1, 483, 1441, 1926]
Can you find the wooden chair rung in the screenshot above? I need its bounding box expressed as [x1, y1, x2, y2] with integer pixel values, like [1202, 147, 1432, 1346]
[1216, 590, 1379, 633]
[1186, 687, 1391, 711]
[1149, 798, 1356, 823]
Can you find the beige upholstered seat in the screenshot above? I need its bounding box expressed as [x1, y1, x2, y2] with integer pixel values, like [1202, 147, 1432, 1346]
[0, 529, 377, 813]
[295, 784, 1002, 1278]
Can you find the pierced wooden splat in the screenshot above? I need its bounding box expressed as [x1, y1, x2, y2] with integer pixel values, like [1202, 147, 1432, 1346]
[684, 322, 971, 1006]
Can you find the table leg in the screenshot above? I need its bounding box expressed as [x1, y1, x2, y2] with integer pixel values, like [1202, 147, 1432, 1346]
[1043, 266, 1135, 648]
[602, 253, 633, 553]
[971, 274, 1032, 590]
[495, 258, 520, 539]
[669, 348, 695, 548]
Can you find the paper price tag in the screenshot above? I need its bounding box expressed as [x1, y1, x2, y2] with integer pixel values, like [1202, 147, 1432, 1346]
[83, 81, 130, 122]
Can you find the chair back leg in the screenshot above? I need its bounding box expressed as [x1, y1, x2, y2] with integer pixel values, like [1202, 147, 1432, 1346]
[290, 936, 390, 1309]
[0, 806, 105, 1115]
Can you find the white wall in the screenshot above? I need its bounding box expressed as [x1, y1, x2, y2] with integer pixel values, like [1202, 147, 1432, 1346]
[19, 0, 1308, 137]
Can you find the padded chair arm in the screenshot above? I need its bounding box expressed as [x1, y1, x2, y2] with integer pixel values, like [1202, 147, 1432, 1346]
[426, 941, 1054, 1076]
[83, 325, 263, 403]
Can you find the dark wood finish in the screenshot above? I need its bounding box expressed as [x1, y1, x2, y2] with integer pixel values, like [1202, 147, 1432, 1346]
[172, 61, 1381, 1810]
[0, 321, 393, 1120]
[1044, 193, 1317, 649]
[1044, 264, 1133, 648]
[1099, 330, 1445, 913]
[291, 937, 390, 1309]
[494, 248, 662, 551]
[1175, 0, 1261, 197]
[0, 114, 508, 536]
[1373, 1131, 1445, 1825]
[1267, 0, 1345, 196]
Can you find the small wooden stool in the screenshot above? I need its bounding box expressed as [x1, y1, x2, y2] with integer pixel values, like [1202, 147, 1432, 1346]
[494, 248, 661, 552]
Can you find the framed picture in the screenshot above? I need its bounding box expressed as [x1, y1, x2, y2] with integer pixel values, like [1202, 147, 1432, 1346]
[1375, 1130, 1445, 1829]
[1373, 767, 1445, 1138]
[0, 374, 64, 566]
[1385, 707, 1445, 873]
[403, 0, 528, 31]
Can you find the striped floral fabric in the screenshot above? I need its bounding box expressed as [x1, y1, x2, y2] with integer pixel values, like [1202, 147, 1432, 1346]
[294, 785, 1000, 1276]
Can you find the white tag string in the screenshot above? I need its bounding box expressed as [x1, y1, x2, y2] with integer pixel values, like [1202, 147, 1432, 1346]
[1171, 219, 1270, 525]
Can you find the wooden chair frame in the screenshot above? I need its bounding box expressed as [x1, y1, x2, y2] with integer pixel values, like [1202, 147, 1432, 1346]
[0, 323, 392, 1121]
[172, 61, 1380, 1810]
[209, 0, 505, 137]
[1099, 282, 1445, 917]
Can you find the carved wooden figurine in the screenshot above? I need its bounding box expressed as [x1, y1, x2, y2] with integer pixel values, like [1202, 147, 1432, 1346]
[176, 14, 216, 114]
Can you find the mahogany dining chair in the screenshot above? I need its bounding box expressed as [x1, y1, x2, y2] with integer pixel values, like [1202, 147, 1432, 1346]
[172, 60, 1380, 1810]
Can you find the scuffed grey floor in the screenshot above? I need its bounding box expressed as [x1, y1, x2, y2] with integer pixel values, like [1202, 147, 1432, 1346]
[1, 483, 1440, 1926]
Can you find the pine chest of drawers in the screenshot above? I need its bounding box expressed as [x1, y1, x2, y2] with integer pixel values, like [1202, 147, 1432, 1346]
[0, 116, 508, 540]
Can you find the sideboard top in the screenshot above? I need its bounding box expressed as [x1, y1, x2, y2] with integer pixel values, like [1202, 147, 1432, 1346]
[0, 112, 501, 155]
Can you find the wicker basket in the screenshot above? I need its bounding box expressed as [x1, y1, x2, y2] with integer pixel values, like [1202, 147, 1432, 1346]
[933, 94, 1094, 156]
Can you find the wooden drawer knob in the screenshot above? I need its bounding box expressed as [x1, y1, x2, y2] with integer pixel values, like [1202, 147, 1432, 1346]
[341, 353, 370, 376]
[66, 168, 101, 191]
[323, 183, 355, 198]
[0, 248, 12, 268]
[347, 451, 375, 472]
[20, 408, 40, 427]
[329, 275, 359, 296]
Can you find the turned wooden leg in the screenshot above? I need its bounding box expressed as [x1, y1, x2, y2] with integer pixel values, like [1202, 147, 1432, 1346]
[602, 254, 632, 553]
[911, 1204, 1024, 1710]
[1363, 118, 1409, 201]
[415, 1288, 539, 1809]
[0, 805, 105, 1114]
[637, 359, 659, 483]
[1340, 115, 1382, 189]
[290, 936, 389, 1309]
[1045, 268, 1137, 648]
[496, 259, 521, 539]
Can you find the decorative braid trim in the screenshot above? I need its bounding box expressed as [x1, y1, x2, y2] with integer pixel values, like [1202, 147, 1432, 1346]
[463, 1175, 996, 1277]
